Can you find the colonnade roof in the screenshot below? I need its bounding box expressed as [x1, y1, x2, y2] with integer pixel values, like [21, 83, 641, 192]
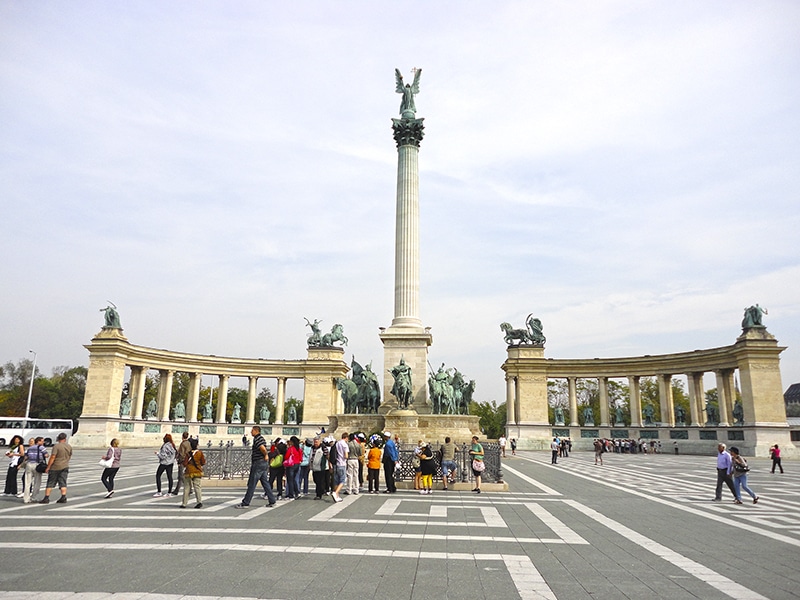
[87, 333, 346, 379]
[506, 343, 744, 378]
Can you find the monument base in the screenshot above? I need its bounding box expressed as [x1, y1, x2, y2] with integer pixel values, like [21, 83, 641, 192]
[329, 410, 481, 445]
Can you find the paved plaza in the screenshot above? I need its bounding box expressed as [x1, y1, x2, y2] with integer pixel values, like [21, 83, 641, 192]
[0, 448, 798, 600]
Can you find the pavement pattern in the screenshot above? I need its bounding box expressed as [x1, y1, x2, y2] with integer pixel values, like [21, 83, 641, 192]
[0, 447, 797, 600]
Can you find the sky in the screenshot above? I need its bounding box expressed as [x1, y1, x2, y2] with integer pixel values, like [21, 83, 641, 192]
[2, 1, 799, 405]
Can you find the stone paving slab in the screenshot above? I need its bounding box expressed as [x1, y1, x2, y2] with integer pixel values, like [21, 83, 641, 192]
[0, 448, 797, 599]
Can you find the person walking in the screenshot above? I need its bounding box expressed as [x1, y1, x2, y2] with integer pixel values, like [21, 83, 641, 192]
[283, 436, 302, 500]
[39, 432, 72, 504]
[593, 439, 604, 466]
[4, 435, 24, 496]
[729, 447, 758, 505]
[100, 439, 122, 498]
[331, 432, 349, 502]
[310, 437, 329, 500]
[366, 435, 382, 494]
[469, 436, 485, 493]
[550, 438, 560, 465]
[299, 438, 313, 496]
[23, 437, 47, 504]
[173, 432, 191, 496]
[268, 438, 287, 500]
[153, 434, 176, 497]
[510, 438, 517, 456]
[498, 435, 507, 458]
[235, 426, 276, 509]
[346, 433, 362, 495]
[180, 437, 205, 509]
[770, 444, 784, 474]
[713, 443, 737, 502]
[382, 431, 398, 494]
[439, 437, 457, 490]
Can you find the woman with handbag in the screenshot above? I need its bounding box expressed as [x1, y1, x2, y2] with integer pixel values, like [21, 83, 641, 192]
[23, 437, 47, 503]
[100, 439, 122, 498]
[153, 434, 177, 497]
[268, 438, 287, 499]
[729, 447, 758, 505]
[4, 435, 25, 497]
[469, 436, 485, 494]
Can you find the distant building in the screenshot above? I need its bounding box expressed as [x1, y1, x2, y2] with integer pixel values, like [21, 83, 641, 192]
[785, 383, 800, 406]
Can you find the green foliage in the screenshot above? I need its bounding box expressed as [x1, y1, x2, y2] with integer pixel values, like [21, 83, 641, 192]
[469, 400, 506, 439]
[0, 360, 86, 424]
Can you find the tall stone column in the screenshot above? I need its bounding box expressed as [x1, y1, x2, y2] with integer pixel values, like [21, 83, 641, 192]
[187, 372, 202, 423]
[506, 377, 516, 426]
[598, 377, 609, 426]
[715, 370, 730, 427]
[216, 375, 229, 423]
[158, 370, 173, 421]
[380, 115, 432, 413]
[276, 377, 286, 425]
[246, 376, 258, 424]
[686, 372, 702, 426]
[628, 376, 642, 427]
[568, 377, 579, 426]
[659, 374, 675, 427]
[133, 367, 148, 420]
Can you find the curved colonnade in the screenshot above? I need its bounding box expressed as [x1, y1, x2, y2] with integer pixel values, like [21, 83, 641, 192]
[503, 328, 790, 456]
[72, 328, 348, 448]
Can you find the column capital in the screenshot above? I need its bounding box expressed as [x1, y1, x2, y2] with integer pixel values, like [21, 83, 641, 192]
[392, 117, 425, 148]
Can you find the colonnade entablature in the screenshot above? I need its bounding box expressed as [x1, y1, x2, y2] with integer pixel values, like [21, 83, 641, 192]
[502, 328, 790, 457]
[72, 327, 348, 447]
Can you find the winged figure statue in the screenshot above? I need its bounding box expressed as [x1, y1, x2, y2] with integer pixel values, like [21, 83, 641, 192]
[395, 68, 421, 117]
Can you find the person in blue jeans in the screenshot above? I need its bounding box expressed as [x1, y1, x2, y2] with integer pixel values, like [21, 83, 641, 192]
[729, 447, 759, 505]
[235, 426, 276, 509]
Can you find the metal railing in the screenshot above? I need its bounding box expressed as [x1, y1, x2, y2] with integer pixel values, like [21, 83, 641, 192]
[202, 440, 503, 484]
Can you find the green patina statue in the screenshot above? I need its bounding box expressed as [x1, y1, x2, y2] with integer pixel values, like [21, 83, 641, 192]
[100, 302, 121, 329]
[501, 314, 546, 346]
[742, 304, 767, 329]
[305, 318, 348, 347]
[389, 356, 413, 409]
[395, 68, 421, 118]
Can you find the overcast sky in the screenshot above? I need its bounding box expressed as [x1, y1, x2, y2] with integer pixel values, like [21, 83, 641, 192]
[2, 2, 799, 405]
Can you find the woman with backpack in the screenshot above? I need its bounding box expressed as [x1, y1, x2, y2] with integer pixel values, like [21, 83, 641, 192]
[729, 446, 758, 505]
[180, 437, 205, 509]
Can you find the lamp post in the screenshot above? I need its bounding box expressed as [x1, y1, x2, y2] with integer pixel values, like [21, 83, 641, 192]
[25, 350, 37, 421]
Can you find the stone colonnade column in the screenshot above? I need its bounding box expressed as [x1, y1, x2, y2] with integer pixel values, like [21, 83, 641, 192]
[246, 376, 258, 424]
[158, 370, 174, 421]
[687, 372, 703, 426]
[568, 377, 578, 426]
[598, 377, 609, 426]
[628, 376, 642, 427]
[659, 374, 675, 427]
[133, 366, 148, 420]
[187, 372, 201, 423]
[216, 375, 230, 423]
[276, 377, 286, 425]
[717, 370, 735, 427]
[506, 377, 516, 426]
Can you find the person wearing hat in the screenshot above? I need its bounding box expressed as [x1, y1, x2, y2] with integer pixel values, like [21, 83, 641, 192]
[382, 431, 398, 493]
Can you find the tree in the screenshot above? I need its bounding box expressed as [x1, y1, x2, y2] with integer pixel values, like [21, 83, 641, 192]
[0, 360, 86, 424]
[640, 376, 660, 423]
[469, 400, 506, 439]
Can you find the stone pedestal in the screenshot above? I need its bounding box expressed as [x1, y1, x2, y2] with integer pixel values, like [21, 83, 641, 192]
[380, 326, 433, 413]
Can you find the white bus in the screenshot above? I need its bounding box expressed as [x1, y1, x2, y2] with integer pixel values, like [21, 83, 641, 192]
[0, 417, 73, 447]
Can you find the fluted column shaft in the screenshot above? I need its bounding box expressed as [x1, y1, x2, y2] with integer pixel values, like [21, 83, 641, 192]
[393, 143, 421, 326]
[216, 375, 229, 423]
